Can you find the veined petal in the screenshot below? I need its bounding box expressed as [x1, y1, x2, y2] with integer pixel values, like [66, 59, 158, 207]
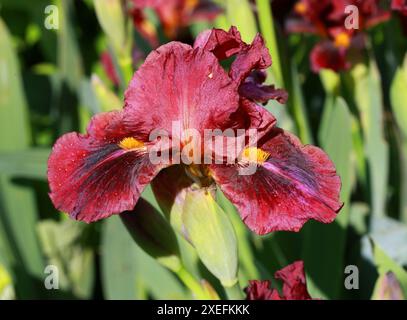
[124, 42, 239, 140]
[48, 111, 163, 223]
[194, 27, 286, 104]
[210, 128, 342, 235]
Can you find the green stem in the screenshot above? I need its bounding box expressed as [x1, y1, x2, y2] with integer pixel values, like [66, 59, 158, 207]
[256, 0, 283, 86]
[176, 267, 208, 300]
[224, 282, 244, 300]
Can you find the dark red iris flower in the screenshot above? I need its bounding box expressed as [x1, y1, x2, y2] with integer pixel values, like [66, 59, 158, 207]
[392, 0, 407, 34]
[287, 0, 390, 72]
[245, 261, 312, 300]
[48, 27, 342, 235]
[129, 0, 221, 45]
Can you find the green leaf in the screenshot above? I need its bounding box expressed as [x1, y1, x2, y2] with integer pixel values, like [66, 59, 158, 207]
[0, 149, 50, 180]
[369, 217, 407, 266]
[391, 63, 407, 138]
[102, 216, 187, 299]
[55, 0, 85, 134]
[57, 0, 83, 91]
[0, 263, 14, 300]
[183, 188, 238, 287]
[223, 0, 257, 43]
[256, 0, 282, 85]
[37, 220, 95, 299]
[320, 70, 340, 95]
[390, 58, 407, 222]
[353, 63, 389, 219]
[93, 0, 133, 87]
[91, 75, 122, 112]
[217, 190, 259, 281]
[0, 18, 45, 297]
[101, 216, 140, 299]
[303, 97, 354, 299]
[93, 0, 126, 55]
[288, 63, 313, 144]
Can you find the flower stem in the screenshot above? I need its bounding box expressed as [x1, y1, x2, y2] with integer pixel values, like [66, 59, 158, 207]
[176, 267, 208, 300]
[224, 282, 244, 300]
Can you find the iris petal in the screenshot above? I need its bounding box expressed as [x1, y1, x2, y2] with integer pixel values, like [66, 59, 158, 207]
[210, 128, 342, 235]
[48, 111, 164, 223]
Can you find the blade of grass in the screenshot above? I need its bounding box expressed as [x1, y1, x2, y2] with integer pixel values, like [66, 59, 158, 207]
[0, 18, 45, 297]
[303, 97, 354, 299]
[0, 149, 50, 180]
[256, 0, 282, 85]
[390, 60, 407, 222]
[353, 63, 389, 219]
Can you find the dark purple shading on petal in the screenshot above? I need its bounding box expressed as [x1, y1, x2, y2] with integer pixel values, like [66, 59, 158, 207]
[48, 111, 162, 223]
[239, 71, 288, 104]
[239, 82, 288, 104]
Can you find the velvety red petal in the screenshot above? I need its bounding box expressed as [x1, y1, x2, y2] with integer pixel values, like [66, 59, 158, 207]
[239, 99, 277, 139]
[124, 42, 239, 140]
[210, 128, 342, 235]
[229, 34, 271, 84]
[274, 260, 312, 300]
[310, 41, 350, 73]
[193, 26, 245, 60]
[48, 112, 163, 223]
[245, 281, 281, 300]
[194, 27, 283, 105]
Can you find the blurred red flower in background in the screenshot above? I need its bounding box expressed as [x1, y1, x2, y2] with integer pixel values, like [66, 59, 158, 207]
[287, 0, 390, 72]
[129, 0, 221, 46]
[245, 261, 312, 300]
